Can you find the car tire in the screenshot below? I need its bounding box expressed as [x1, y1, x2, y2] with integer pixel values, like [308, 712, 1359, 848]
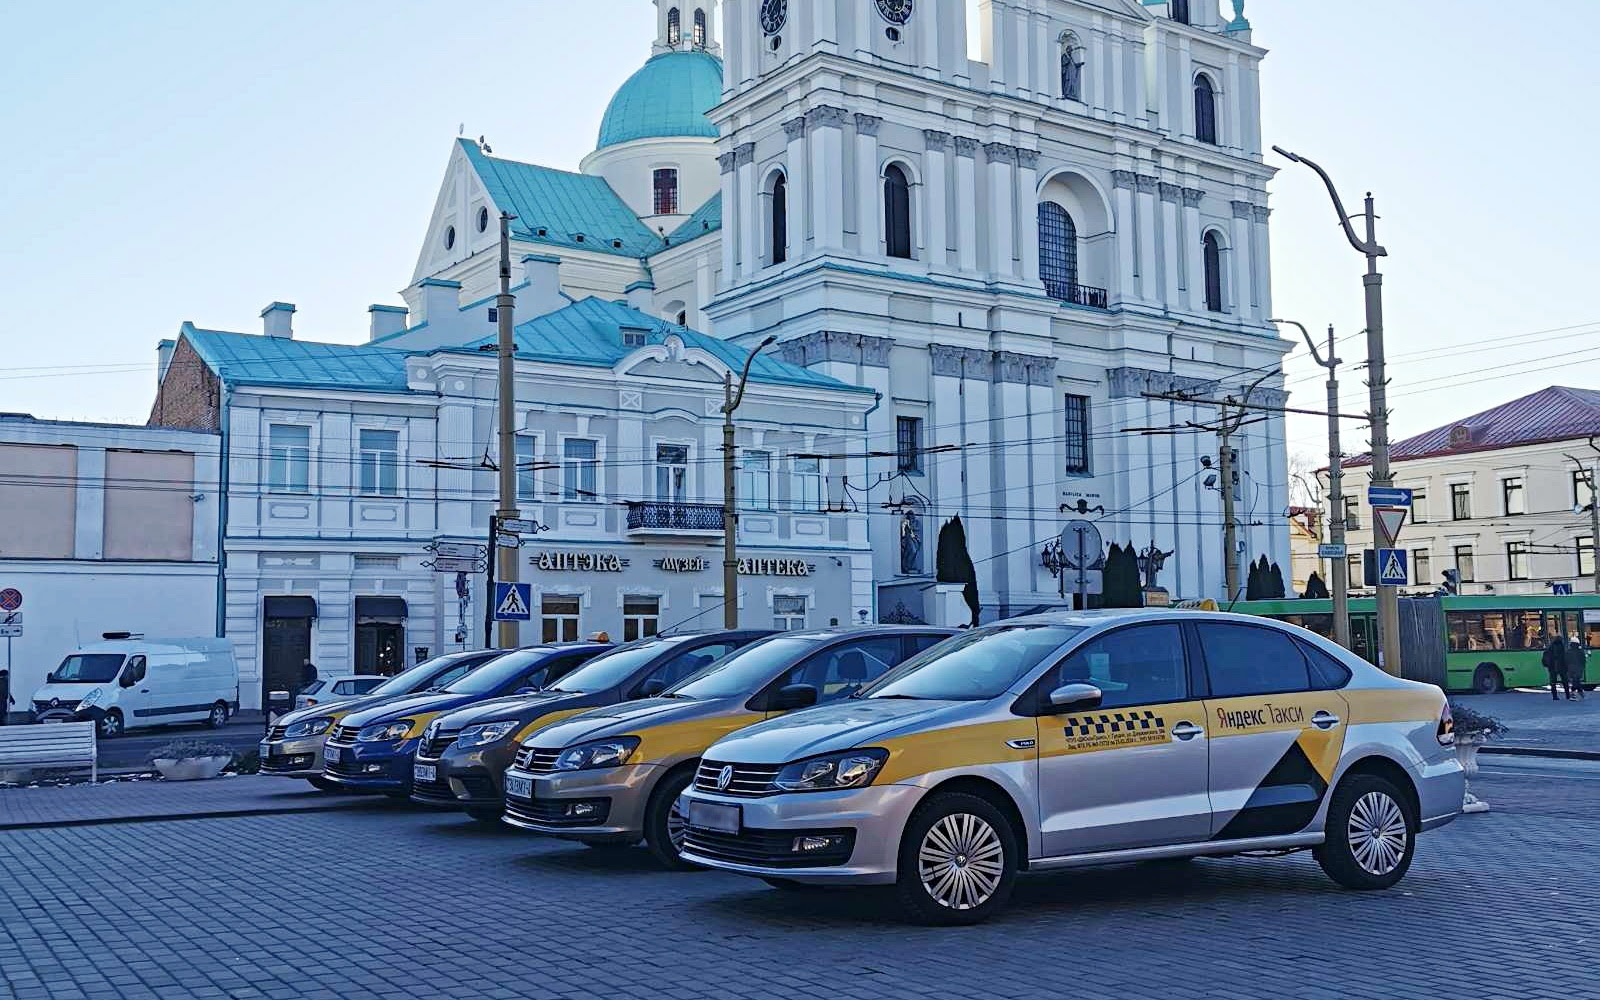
[894, 792, 1018, 926]
[206, 702, 229, 729]
[1314, 773, 1416, 891]
[466, 807, 502, 827]
[97, 710, 124, 740]
[643, 767, 702, 871]
[1472, 664, 1503, 695]
[307, 776, 338, 793]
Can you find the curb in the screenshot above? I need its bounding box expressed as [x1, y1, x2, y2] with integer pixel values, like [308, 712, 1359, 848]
[0, 798, 380, 833]
[1480, 746, 1600, 762]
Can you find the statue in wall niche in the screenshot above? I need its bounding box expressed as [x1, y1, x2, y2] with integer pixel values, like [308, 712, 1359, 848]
[900, 509, 923, 575]
[1137, 540, 1175, 591]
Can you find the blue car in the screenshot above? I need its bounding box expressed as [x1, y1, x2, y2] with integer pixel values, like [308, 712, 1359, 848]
[320, 643, 609, 796]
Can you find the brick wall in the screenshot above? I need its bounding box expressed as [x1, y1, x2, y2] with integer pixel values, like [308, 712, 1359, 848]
[148, 335, 221, 431]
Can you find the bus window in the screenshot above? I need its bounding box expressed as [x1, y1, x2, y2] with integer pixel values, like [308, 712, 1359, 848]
[1448, 612, 1508, 652]
[1284, 614, 1333, 639]
[1584, 619, 1600, 650]
[1505, 611, 1549, 651]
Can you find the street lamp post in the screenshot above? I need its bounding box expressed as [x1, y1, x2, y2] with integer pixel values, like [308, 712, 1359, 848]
[721, 335, 777, 629]
[1273, 146, 1401, 675]
[1271, 318, 1350, 651]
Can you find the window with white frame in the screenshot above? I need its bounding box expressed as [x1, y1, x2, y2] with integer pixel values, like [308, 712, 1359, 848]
[1412, 549, 1431, 587]
[792, 456, 822, 511]
[1411, 487, 1429, 524]
[1575, 469, 1596, 510]
[1579, 536, 1596, 578]
[562, 439, 599, 501]
[655, 444, 689, 503]
[739, 450, 772, 510]
[358, 429, 399, 497]
[1453, 545, 1475, 582]
[1501, 476, 1525, 516]
[623, 595, 661, 642]
[267, 424, 311, 493]
[773, 594, 807, 631]
[1506, 540, 1529, 580]
[515, 434, 540, 502]
[541, 594, 581, 643]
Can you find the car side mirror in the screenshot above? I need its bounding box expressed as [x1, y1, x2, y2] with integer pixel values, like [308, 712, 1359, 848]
[771, 683, 819, 712]
[1046, 683, 1103, 713]
[639, 679, 667, 698]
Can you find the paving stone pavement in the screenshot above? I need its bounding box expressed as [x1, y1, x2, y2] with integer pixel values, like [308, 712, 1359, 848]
[1, 766, 1597, 1000]
[1466, 689, 1600, 754]
[0, 777, 374, 830]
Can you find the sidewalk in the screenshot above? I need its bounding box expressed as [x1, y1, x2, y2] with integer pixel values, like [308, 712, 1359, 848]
[0, 775, 387, 831]
[1466, 689, 1600, 758]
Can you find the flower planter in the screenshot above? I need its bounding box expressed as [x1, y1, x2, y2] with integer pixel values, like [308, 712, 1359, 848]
[152, 755, 231, 782]
[1455, 734, 1490, 814]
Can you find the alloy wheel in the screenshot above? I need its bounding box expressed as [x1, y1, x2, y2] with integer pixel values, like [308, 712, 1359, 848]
[667, 797, 688, 853]
[1347, 791, 1408, 876]
[917, 813, 1005, 910]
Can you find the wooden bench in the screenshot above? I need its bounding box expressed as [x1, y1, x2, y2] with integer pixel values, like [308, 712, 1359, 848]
[0, 722, 97, 782]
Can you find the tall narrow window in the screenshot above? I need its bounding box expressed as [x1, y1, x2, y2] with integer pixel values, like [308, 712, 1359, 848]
[896, 417, 923, 473]
[1575, 469, 1596, 509]
[1202, 231, 1224, 312]
[1412, 487, 1429, 524]
[1194, 74, 1218, 145]
[358, 430, 399, 497]
[792, 456, 822, 511]
[1454, 545, 1476, 582]
[1413, 549, 1431, 587]
[563, 439, 598, 501]
[739, 451, 772, 510]
[667, 6, 681, 46]
[692, 8, 707, 48]
[1579, 535, 1596, 578]
[1038, 202, 1080, 302]
[655, 444, 688, 503]
[267, 424, 311, 493]
[1450, 483, 1471, 520]
[1502, 476, 1525, 515]
[653, 168, 679, 215]
[1064, 394, 1090, 474]
[515, 433, 539, 501]
[1060, 37, 1083, 101]
[1507, 541, 1529, 581]
[884, 164, 912, 259]
[1171, 0, 1191, 25]
[770, 174, 788, 265]
[1344, 496, 1360, 531]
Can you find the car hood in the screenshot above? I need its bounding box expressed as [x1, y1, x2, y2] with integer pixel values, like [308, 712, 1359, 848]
[436, 690, 590, 730]
[340, 692, 484, 728]
[522, 696, 742, 749]
[31, 681, 104, 701]
[705, 698, 976, 764]
[274, 692, 416, 730]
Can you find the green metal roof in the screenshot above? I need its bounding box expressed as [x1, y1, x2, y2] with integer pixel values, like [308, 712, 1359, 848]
[668, 192, 721, 245]
[460, 140, 663, 258]
[180, 323, 411, 393]
[596, 51, 723, 150]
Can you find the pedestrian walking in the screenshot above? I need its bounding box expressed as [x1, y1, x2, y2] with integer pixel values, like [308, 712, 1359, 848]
[1565, 637, 1587, 701]
[1544, 636, 1569, 701]
[0, 667, 11, 726]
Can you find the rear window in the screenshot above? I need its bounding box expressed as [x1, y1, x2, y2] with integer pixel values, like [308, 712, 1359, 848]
[1299, 641, 1354, 690]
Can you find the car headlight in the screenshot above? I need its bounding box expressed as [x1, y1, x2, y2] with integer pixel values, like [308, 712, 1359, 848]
[78, 688, 103, 709]
[554, 737, 640, 771]
[457, 721, 519, 749]
[774, 749, 889, 792]
[284, 717, 334, 739]
[357, 720, 414, 742]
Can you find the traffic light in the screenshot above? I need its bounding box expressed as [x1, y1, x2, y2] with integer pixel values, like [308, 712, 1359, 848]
[1441, 568, 1460, 596]
[1363, 549, 1377, 588]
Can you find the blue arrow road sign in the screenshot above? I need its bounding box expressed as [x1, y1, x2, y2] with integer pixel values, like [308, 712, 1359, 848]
[1367, 486, 1413, 507]
[493, 582, 533, 621]
[1376, 548, 1409, 586]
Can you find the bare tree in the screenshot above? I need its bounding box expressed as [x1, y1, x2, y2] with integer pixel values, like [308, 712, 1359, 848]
[1289, 451, 1325, 510]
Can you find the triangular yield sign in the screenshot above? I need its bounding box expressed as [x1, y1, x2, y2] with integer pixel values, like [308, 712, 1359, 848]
[496, 586, 529, 618]
[1373, 506, 1408, 548]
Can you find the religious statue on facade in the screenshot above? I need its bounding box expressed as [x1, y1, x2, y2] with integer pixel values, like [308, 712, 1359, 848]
[900, 509, 923, 575]
[1137, 540, 1175, 591]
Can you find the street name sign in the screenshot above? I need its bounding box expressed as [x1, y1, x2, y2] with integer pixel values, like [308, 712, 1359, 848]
[1317, 543, 1347, 559]
[434, 542, 484, 560]
[499, 518, 537, 535]
[430, 556, 481, 574]
[496, 532, 522, 549]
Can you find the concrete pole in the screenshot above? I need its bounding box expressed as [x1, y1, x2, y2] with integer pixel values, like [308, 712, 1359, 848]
[1219, 408, 1239, 601]
[721, 336, 776, 629]
[495, 213, 522, 650]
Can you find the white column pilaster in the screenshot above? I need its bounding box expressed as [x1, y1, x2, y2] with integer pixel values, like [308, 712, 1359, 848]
[1182, 186, 1205, 311]
[923, 130, 951, 270]
[1252, 205, 1273, 320]
[1177, 37, 1194, 139]
[954, 137, 979, 272]
[1230, 199, 1256, 320]
[1111, 170, 1138, 305]
[782, 116, 808, 259]
[984, 142, 1017, 279]
[1110, 23, 1127, 123]
[718, 150, 737, 288]
[1016, 147, 1041, 285]
[735, 142, 757, 279]
[807, 106, 848, 252]
[1159, 183, 1183, 308]
[1136, 173, 1159, 302]
[855, 113, 883, 257]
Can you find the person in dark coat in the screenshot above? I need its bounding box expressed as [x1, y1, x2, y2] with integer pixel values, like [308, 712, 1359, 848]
[1543, 637, 1569, 701]
[0, 668, 11, 726]
[1565, 638, 1587, 701]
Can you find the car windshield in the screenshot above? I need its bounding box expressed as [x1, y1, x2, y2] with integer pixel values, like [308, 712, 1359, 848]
[547, 637, 695, 693]
[667, 636, 822, 700]
[50, 654, 125, 684]
[370, 653, 484, 697]
[300, 680, 327, 696]
[443, 649, 557, 695]
[863, 624, 1086, 702]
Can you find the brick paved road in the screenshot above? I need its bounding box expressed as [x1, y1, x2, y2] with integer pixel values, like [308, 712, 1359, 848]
[1465, 689, 1600, 754]
[2, 767, 1597, 1000]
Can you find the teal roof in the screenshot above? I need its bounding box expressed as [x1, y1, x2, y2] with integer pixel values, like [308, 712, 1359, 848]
[668, 192, 722, 245]
[180, 323, 411, 393]
[449, 297, 868, 394]
[460, 140, 662, 258]
[596, 51, 723, 150]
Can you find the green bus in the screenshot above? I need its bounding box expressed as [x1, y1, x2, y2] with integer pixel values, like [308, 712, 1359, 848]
[1230, 594, 1599, 694]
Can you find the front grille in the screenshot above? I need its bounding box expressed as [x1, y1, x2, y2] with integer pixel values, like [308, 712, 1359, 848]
[267, 725, 289, 741]
[33, 700, 79, 715]
[261, 754, 315, 773]
[457, 775, 497, 800]
[421, 729, 461, 759]
[504, 797, 611, 827]
[327, 725, 361, 747]
[696, 760, 782, 797]
[683, 827, 856, 868]
[324, 758, 368, 779]
[411, 771, 455, 801]
[513, 747, 563, 773]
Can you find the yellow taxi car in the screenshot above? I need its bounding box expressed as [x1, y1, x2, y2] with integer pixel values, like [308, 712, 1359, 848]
[679, 610, 1465, 924]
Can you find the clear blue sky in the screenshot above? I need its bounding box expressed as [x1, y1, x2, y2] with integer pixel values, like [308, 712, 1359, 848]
[2, 1, 1594, 462]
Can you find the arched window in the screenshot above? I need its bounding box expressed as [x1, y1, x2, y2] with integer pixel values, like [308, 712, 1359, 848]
[676, 310, 688, 327]
[1060, 35, 1083, 101]
[1038, 202, 1080, 302]
[1171, 0, 1191, 25]
[1203, 231, 1224, 312]
[667, 7, 681, 46]
[770, 174, 788, 265]
[692, 8, 707, 48]
[1194, 74, 1218, 145]
[884, 164, 912, 259]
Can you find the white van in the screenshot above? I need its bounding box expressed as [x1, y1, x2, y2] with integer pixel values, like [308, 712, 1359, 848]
[30, 634, 239, 738]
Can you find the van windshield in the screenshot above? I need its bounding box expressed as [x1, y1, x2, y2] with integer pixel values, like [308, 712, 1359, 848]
[51, 654, 126, 684]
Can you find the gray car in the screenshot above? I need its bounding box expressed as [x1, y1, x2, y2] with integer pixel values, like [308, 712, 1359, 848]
[680, 610, 1465, 924]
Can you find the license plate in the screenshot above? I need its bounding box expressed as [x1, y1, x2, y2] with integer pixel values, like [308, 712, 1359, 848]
[414, 763, 437, 784]
[323, 745, 339, 763]
[258, 742, 272, 760]
[505, 774, 533, 800]
[688, 800, 740, 834]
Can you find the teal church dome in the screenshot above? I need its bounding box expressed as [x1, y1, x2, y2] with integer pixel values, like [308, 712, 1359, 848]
[596, 50, 724, 150]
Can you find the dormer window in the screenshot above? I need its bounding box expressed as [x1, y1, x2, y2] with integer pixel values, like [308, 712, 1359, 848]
[622, 329, 648, 348]
[667, 7, 681, 46]
[653, 168, 680, 215]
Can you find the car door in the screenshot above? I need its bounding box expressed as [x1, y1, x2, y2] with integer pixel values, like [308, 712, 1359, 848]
[1194, 622, 1349, 841]
[117, 655, 153, 726]
[1033, 623, 1211, 856]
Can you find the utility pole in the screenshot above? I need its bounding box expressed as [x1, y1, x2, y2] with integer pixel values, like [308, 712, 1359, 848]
[1218, 409, 1240, 600]
[1567, 438, 1600, 593]
[494, 211, 521, 649]
[1274, 147, 1401, 676]
[720, 335, 776, 629]
[1272, 319, 1351, 650]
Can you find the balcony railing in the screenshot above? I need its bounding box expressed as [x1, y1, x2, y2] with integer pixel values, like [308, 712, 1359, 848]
[1043, 279, 1109, 309]
[626, 501, 725, 533]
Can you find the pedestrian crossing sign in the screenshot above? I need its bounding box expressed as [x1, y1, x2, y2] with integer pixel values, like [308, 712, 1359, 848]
[1376, 548, 1408, 586]
[494, 582, 533, 621]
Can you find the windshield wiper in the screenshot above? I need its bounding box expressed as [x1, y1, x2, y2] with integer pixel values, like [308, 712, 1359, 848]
[544, 688, 583, 695]
[658, 691, 694, 699]
[869, 694, 924, 700]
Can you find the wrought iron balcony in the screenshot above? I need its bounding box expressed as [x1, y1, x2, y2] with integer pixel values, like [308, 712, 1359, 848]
[1044, 279, 1109, 309]
[626, 501, 725, 535]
